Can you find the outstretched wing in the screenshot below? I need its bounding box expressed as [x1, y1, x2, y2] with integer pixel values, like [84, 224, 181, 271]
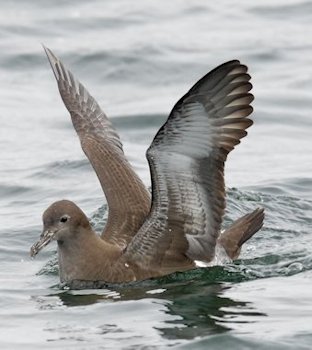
[125, 60, 253, 269]
[44, 47, 150, 248]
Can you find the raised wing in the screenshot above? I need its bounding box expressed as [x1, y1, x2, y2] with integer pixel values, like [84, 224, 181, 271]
[44, 47, 150, 248]
[125, 60, 253, 269]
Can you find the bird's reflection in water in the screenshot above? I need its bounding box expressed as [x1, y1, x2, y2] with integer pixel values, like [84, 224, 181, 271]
[49, 267, 266, 340]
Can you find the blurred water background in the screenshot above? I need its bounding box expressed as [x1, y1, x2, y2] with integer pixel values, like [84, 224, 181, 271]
[0, 0, 311, 349]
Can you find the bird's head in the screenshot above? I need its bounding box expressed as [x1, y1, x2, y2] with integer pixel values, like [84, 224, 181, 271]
[30, 200, 91, 257]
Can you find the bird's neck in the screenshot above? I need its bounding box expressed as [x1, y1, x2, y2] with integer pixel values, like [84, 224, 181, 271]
[57, 228, 122, 283]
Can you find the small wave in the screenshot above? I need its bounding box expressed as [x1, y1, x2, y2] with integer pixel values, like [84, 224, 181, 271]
[0, 183, 32, 198]
[38, 254, 58, 276]
[244, 178, 312, 200]
[249, 1, 312, 22]
[0, 52, 44, 71]
[30, 159, 91, 179]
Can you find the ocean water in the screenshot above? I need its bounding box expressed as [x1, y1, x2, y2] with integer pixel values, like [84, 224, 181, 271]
[0, 0, 312, 349]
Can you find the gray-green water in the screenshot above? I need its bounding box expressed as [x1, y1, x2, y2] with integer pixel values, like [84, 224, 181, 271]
[0, 0, 312, 349]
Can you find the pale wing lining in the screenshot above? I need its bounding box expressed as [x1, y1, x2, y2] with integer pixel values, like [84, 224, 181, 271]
[125, 60, 253, 269]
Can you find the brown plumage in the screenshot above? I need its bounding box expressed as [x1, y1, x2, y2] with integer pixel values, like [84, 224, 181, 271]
[30, 47, 264, 285]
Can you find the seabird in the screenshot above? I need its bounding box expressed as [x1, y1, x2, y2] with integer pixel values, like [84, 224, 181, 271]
[30, 47, 264, 284]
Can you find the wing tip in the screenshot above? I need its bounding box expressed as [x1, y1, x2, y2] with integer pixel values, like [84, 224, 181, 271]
[219, 207, 265, 259]
[237, 207, 265, 247]
[214, 59, 248, 75]
[43, 45, 60, 81]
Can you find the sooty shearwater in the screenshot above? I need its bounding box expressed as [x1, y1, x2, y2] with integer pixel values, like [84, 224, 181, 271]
[30, 47, 264, 285]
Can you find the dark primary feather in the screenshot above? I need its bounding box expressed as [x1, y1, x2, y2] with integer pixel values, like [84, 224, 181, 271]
[44, 47, 150, 249]
[219, 208, 264, 259]
[125, 60, 254, 269]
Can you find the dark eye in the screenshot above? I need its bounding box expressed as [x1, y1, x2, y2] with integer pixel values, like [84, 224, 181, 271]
[60, 215, 68, 223]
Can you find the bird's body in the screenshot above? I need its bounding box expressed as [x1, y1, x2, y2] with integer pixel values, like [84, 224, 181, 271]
[30, 47, 264, 286]
[57, 227, 136, 284]
[57, 224, 193, 284]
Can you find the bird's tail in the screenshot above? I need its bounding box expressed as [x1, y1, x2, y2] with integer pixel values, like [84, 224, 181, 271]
[218, 208, 264, 260]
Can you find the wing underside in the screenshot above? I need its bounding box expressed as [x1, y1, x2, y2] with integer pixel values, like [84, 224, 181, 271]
[125, 60, 254, 269]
